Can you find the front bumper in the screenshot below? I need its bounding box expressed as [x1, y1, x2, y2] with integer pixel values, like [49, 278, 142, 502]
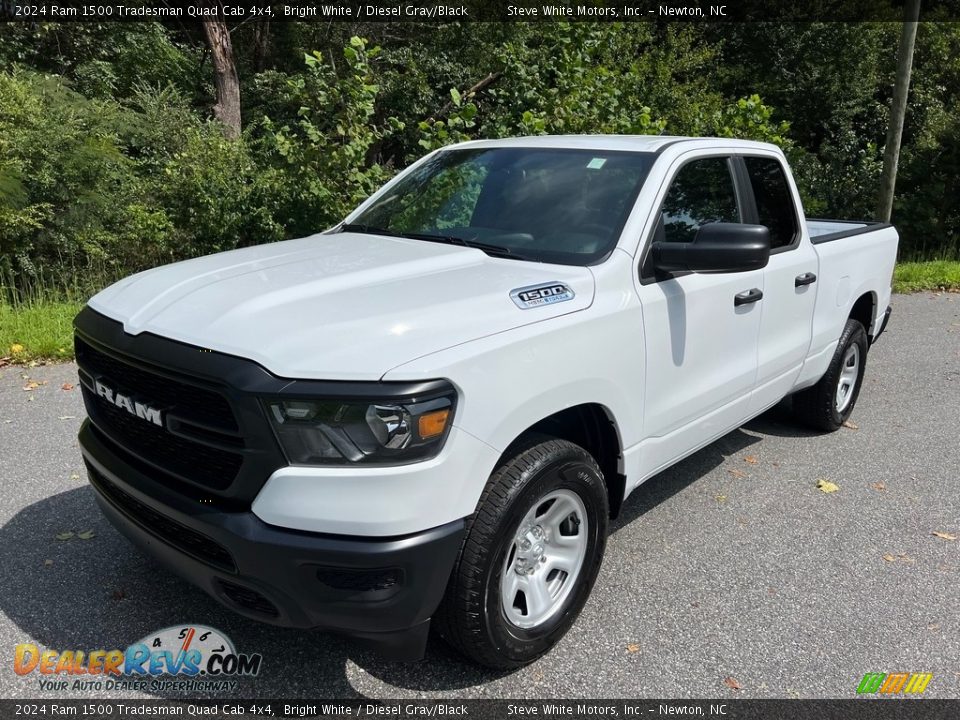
[80, 421, 464, 660]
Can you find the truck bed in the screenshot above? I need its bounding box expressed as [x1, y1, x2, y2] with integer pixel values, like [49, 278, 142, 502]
[806, 218, 892, 244]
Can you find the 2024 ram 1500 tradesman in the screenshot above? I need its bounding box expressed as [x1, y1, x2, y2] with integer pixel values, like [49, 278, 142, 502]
[75, 136, 898, 668]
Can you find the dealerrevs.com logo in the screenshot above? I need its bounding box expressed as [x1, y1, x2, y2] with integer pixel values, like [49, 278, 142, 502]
[857, 672, 933, 695]
[14, 625, 262, 693]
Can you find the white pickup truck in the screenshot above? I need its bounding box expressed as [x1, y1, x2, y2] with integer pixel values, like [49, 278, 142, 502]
[75, 136, 898, 668]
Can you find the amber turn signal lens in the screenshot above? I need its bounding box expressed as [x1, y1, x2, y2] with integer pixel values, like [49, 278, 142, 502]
[418, 409, 450, 439]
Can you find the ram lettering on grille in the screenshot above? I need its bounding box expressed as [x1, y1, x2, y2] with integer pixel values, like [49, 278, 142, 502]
[94, 380, 163, 427]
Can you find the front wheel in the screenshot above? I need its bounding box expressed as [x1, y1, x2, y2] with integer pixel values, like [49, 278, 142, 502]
[794, 318, 869, 431]
[435, 437, 609, 669]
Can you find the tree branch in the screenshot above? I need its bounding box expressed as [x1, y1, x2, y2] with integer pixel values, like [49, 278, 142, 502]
[430, 71, 502, 121]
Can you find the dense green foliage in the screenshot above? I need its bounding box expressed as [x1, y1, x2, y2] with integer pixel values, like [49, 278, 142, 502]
[2, 20, 959, 302]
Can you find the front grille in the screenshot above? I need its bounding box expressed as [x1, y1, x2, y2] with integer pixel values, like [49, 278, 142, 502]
[76, 337, 243, 491]
[87, 396, 242, 490]
[216, 579, 279, 618]
[87, 461, 236, 573]
[76, 338, 237, 431]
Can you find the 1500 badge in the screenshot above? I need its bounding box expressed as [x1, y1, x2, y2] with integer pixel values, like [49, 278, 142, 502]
[510, 282, 575, 309]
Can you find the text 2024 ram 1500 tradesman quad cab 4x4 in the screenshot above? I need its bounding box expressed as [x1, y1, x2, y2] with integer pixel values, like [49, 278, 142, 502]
[75, 136, 898, 668]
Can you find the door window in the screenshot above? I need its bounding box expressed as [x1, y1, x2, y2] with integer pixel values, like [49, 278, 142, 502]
[661, 157, 741, 244]
[744, 157, 799, 250]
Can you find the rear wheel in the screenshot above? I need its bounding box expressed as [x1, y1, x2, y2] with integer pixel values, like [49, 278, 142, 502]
[435, 437, 608, 669]
[794, 318, 869, 431]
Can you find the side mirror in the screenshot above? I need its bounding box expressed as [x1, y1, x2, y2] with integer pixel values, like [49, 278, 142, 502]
[653, 223, 771, 274]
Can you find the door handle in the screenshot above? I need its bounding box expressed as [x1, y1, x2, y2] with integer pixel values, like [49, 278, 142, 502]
[734, 288, 763, 306]
[795, 272, 817, 287]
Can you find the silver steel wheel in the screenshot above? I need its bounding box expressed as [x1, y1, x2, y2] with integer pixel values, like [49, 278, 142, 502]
[835, 343, 861, 413]
[500, 488, 588, 629]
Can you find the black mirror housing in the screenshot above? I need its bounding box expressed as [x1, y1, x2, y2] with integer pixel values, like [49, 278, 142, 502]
[653, 223, 771, 274]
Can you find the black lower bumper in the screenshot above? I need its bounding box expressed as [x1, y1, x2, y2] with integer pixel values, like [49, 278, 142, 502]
[871, 305, 893, 345]
[79, 421, 463, 660]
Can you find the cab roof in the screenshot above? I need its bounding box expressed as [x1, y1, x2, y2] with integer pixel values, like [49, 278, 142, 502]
[451, 135, 781, 154]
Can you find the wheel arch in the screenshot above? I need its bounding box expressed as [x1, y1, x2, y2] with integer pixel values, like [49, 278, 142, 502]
[501, 403, 626, 518]
[849, 291, 877, 336]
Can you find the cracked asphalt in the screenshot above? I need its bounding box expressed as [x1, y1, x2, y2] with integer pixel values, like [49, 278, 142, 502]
[0, 292, 957, 701]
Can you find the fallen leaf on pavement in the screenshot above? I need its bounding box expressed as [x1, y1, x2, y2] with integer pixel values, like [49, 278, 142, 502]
[77, 530, 96, 540]
[728, 468, 747, 479]
[928, 623, 941, 631]
[842, 420, 859, 430]
[882, 554, 897, 562]
[43, 559, 53, 567]
[931, 531, 957, 541]
[816, 479, 839, 493]
[715, 494, 727, 503]
[61, 383, 74, 391]
[626, 643, 640, 653]
[70, 473, 79, 480]
[112, 589, 127, 602]
[744, 456, 759, 465]
[22, 381, 40, 391]
[724, 677, 742, 690]
[55, 532, 74, 541]
[871, 482, 886, 491]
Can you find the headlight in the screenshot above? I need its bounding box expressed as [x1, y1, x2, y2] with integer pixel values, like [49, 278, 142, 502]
[264, 392, 455, 466]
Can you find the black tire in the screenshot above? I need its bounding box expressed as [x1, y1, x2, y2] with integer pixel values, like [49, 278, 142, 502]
[794, 318, 869, 431]
[435, 436, 609, 669]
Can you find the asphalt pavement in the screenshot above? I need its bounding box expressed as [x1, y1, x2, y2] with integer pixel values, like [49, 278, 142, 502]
[0, 292, 957, 700]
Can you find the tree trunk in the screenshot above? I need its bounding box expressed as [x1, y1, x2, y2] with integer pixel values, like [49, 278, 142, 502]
[202, 11, 241, 139]
[253, 19, 271, 72]
[876, 0, 921, 223]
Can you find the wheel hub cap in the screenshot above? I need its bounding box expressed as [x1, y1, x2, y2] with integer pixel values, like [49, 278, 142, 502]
[835, 344, 861, 413]
[513, 525, 546, 575]
[500, 488, 588, 629]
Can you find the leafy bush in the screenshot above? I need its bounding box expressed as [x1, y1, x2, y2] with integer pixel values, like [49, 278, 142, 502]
[257, 38, 400, 236]
[0, 70, 150, 295]
[0, 70, 284, 301]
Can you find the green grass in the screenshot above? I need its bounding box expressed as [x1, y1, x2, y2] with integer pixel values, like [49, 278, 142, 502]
[0, 301, 83, 363]
[0, 260, 957, 363]
[893, 260, 960, 293]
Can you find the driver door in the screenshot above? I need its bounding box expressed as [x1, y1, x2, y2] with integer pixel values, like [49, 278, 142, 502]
[634, 154, 763, 479]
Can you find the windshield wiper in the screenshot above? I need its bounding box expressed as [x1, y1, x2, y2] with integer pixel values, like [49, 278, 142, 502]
[397, 231, 535, 260]
[340, 224, 535, 261]
[340, 223, 394, 236]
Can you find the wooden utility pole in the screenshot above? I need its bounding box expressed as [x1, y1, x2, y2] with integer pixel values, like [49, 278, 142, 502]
[202, 5, 242, 139]
[876, 0, 921, 223]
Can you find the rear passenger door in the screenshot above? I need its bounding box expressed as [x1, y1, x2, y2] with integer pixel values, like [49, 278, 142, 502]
[737, 155, 819, 412]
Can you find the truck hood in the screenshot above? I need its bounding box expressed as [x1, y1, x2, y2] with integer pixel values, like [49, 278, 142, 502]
[88, 232, 595, 380]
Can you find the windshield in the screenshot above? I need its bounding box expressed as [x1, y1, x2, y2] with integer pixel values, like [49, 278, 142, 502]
[346, 147, 655, 266]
